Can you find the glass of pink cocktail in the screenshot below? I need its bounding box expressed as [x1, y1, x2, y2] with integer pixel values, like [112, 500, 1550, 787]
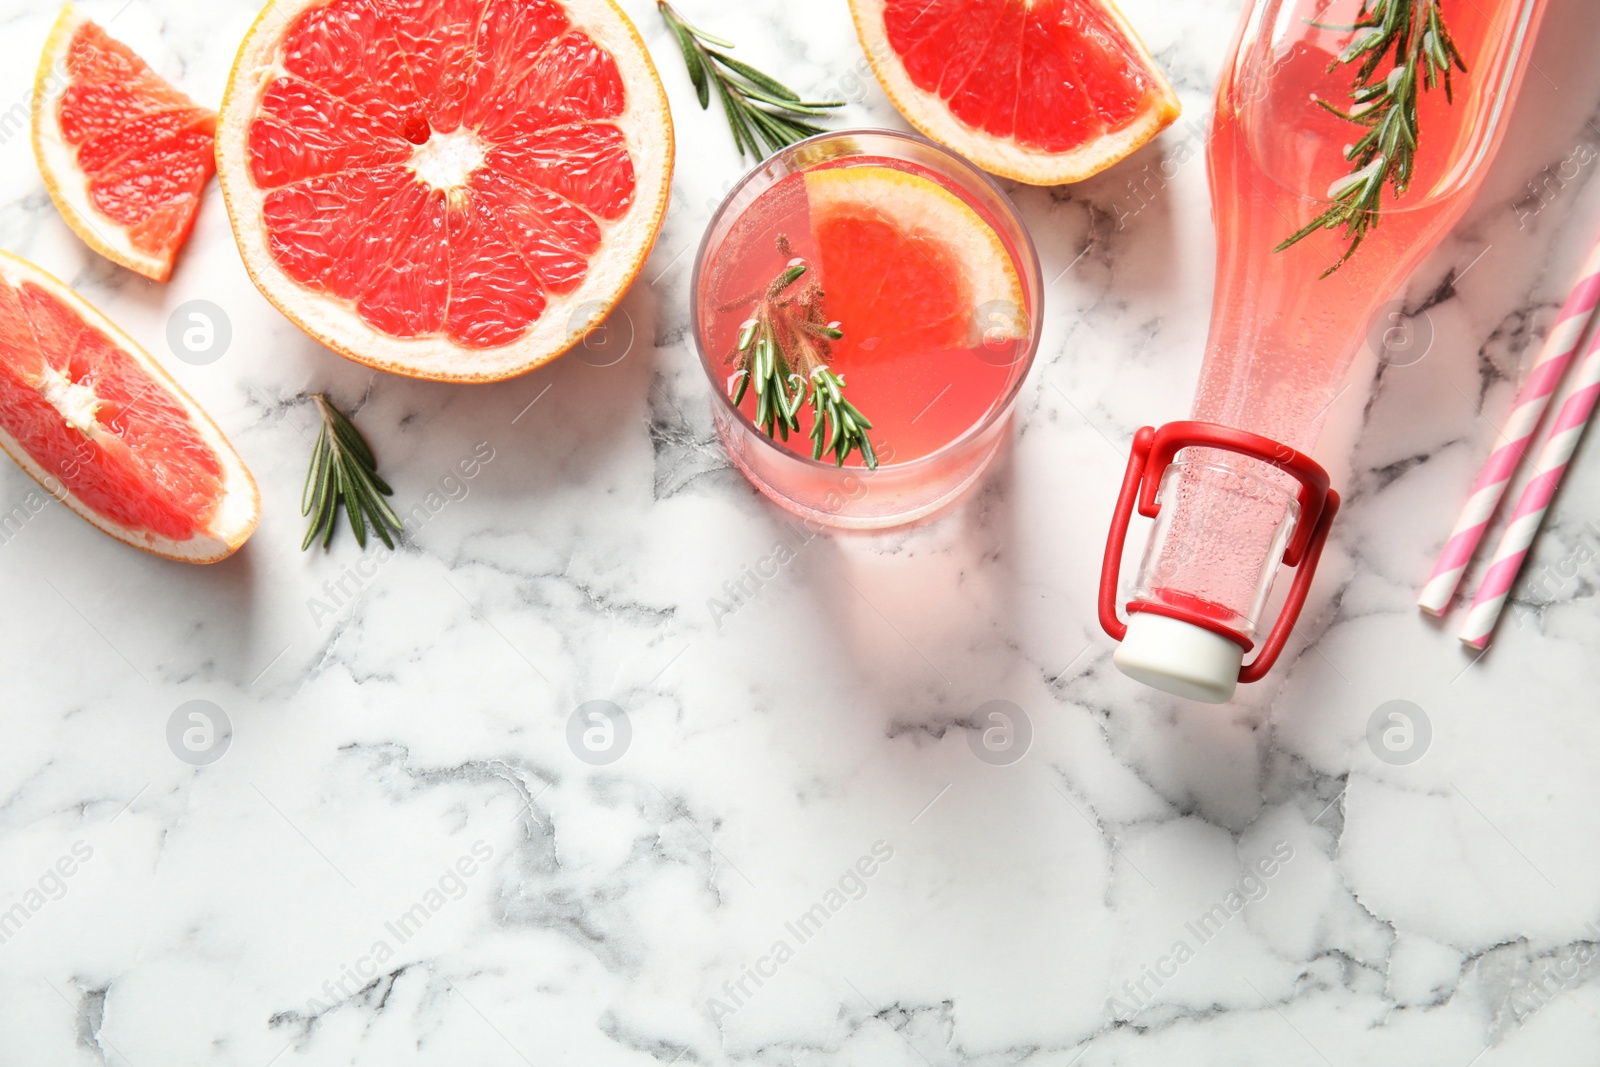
[692, 130, 1041, 529]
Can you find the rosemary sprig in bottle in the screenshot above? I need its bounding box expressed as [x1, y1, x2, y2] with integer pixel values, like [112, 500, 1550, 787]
[657, 1, 844, 158]
[725, 239, 877, 469]
[302, 392, 403, 551]
[1275, 0, 1466, 277]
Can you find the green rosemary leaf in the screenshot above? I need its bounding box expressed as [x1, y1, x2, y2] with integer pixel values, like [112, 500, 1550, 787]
[711, 74, 757, 157]
[314, 444, 336, 514]
[353, 468, 404, 533]
[346, 470, 395, 551]
[301, 492, 328, 551]
[1274, 212, 1340, 255]
[668, 18, 710, 108]
[754, 323, 773, 382]
[346, 465, 370, 550]
[322, 474, 340, 549]
[801, 320, 844, 341]
[365, 505, 396, 551]
[1313, 99, 1364, 124]
[329, 412, 375, 470]
[302, 422, 326, 514]
[367, 467, 396, 499]
[729, 81, 841, 114]
[666, 6, 734, 49]
[773, 263, 807, 290]
[706, 51, 805, 102]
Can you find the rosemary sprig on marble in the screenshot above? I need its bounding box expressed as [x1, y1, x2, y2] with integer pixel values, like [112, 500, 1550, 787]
[725, 239, 877, 469]
[656, 1, 844, 158]
[302, 393, 402, 550]
[1275, 0, 1467, 276]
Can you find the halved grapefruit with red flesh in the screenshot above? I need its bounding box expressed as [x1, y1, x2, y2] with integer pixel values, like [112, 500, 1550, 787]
[216, 0, 672, 383]
[33, 4, 217, 281]
[849, 0, 1181, 185]
[0, 252, 258, 562]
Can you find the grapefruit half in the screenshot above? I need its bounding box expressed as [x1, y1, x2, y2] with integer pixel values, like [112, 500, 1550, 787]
[216, 0, 673, 383]
[0, 252, 258, 562]
[849, 0, 1181, 185]
[33, 3, 218, 282]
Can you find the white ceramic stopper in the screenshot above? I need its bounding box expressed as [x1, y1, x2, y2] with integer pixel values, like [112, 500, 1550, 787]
[1113, 612, 1244, 704]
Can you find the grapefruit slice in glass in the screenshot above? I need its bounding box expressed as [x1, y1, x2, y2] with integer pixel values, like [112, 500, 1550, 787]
[849, 0, 1181, 185]
[805, 164, 1024, 369]
[33, 3, 217, 282]
[0, 252, 258, 562]
[801, 163, 1027, 464]
[216, 0, 673, 383]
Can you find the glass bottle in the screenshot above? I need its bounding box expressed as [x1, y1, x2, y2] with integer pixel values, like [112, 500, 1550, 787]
[1104, 0, 1549, 702]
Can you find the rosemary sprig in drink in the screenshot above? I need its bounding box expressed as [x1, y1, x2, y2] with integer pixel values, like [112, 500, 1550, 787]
[656, 1, 844, 158]
[302, 392, 403, 550]
[725, 239, 878, 469]
[1275, 0, 1466, 277]
[806, 364, 877, 470]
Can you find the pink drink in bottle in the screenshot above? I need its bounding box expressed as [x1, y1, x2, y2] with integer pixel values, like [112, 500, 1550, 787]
[1100, 0, 1548, 702]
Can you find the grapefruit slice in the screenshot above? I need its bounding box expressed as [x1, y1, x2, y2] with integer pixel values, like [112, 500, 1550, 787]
[805, 164, 1025, 367]
[849, 0, 1181, 185]
[216, 0, 673, 383]
[0, 252, 258, 562]
[33, 4, 217, 281]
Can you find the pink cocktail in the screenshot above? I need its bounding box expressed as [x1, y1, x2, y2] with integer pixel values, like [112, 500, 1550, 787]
[693, 131, 1041, 529]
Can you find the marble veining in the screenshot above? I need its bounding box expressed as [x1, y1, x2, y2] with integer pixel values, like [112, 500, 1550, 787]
[4, 0, 1600, 1063]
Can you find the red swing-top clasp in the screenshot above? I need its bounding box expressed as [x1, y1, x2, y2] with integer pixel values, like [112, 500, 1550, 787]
[1098, 421, 1341, 684]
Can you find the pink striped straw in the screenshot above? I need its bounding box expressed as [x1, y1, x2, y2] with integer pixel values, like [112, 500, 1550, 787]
[1419, 235, 1600, 615]
[1458, 326, 1600, 648]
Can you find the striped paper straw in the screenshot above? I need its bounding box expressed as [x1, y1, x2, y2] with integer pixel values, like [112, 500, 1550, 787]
[1458, 326, 1600, 648]
[1419, 235, 1600, 615]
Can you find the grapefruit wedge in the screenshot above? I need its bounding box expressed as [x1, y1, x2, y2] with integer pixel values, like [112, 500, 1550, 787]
[849, 0, 1180, 185]
[216, 0, 673, 383]
[33, 4, 217, 281]
[0, 252, 258, 562]
[806, 164, 1024, 367]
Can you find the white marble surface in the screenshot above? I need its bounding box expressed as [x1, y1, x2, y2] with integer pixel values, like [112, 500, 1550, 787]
[4, 0, 1600, 1063]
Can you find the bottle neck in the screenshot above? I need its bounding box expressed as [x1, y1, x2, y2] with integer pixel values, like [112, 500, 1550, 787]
[1099, 422, 1342, 700]
[1130, 452, 1300, 640]
[1200, 0, 1545, 455]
